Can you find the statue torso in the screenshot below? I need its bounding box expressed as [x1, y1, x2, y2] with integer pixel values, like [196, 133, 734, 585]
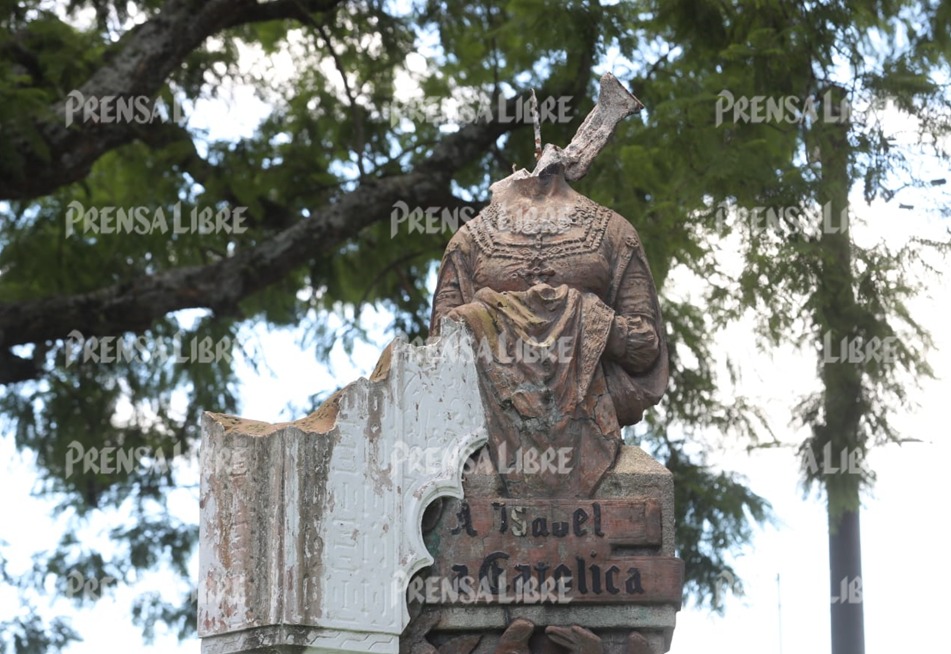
[464, 196, 615, 297]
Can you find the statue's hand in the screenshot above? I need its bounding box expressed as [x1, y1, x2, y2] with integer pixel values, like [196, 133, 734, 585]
[544, 625, 603, 654]
[526, 282, 576, 300]
[494, 618, 535, 654]
[625, 631, 652, 654]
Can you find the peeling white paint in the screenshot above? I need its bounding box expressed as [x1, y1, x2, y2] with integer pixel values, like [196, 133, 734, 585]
[199, 321, 488, 654]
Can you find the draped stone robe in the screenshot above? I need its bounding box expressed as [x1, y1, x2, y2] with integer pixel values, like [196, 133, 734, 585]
[430, 195, 669, 498]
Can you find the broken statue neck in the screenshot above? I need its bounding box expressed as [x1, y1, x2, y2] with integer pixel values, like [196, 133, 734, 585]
[491, 169, 584, 219]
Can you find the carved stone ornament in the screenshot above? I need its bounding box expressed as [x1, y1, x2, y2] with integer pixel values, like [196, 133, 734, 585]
[198, 320, 488, 654]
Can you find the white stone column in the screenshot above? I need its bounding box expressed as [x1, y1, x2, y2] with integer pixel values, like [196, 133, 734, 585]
[198, 321, 488, 654]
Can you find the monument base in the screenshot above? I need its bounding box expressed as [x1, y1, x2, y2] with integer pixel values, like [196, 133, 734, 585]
[197, 325, 491, 654]
[411, 446, 682, 654]
[202, 625, 399, 654]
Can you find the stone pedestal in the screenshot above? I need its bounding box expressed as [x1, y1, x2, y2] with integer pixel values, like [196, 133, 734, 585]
[197, 323, 684, 654]
[415, 446, 683, 654]
[198, 323, 489, 654]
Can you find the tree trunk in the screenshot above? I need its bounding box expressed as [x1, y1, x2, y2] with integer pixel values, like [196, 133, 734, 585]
[815, 83, 866, 654]
[829, 500, 865, 654]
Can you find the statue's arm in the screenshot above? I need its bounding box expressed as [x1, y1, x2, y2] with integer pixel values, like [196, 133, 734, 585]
[602, 241, 662, 375]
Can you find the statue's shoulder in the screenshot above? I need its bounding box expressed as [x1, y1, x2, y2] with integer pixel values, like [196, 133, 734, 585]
[580, 197, 641, 251]
[446, 203, 498, 255]
[444, 209, 481, 251]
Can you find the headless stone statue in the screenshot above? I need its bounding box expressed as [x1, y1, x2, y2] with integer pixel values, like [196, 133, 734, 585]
[430, 166, 668, 498]
[409, 76, 678, 654]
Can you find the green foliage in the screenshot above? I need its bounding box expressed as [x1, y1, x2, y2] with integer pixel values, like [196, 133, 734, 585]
[0, 6, 102, 179]
[645, 434, 772, 613]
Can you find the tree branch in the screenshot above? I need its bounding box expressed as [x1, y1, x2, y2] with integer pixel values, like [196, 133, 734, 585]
[0, 0, 346, 201]
[0, 119, 512, 383]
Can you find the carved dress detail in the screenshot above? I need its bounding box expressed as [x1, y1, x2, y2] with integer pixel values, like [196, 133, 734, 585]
[430, 196, 669, 498]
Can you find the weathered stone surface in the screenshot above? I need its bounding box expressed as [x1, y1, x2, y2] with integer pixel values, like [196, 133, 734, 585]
[416, 446, 681, 654]
[199, 320, 489, 654]
[491, 73, 644, 191]
[536, 72, 644, 182]
[594, 447, 677, 557]
[440, 497, 664, 548]
[422, 497, 681, 606]
[429, 73, 665, 501]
